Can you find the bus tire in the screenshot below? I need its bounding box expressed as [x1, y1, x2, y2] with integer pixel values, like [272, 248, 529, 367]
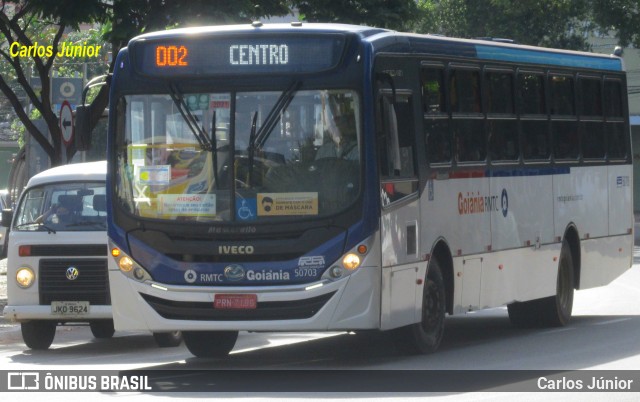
[508, 242, 574, 328]
[392, 258, 446, 354]
[183, 331, 238, 358]
[540, 242, 575, 326]
[153, 331, 183, 347]
[21, 321, 56, 350]
[90, 320, 115, 339]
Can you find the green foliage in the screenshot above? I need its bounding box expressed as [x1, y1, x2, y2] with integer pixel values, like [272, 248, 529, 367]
[415, 0, 593, 50]
[106, 0, 291, 45]
[590, 0, 640, 47]
[296, 0, 420, 30]
[29, 0, 108, 29]
[10, 108, 41, 148]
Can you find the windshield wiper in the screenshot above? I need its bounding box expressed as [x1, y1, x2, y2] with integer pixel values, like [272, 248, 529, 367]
[14, 222, 57, 234]
[246, 112, 259, 186]
[246, 81, 301, 186]
[253, 80, 302, 148]
[168, 83, 213, 151]
[210, 110, 220, 189]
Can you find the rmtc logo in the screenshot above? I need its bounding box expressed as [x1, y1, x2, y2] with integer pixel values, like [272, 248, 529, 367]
[458, 189, 508, 217]
[218, 245, 255, 254]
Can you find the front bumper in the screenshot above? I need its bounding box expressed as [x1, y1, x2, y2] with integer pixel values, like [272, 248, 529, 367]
[109, 265, 381, 332]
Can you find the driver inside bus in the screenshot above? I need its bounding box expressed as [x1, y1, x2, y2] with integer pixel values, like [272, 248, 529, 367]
[315, 106, 358, 161]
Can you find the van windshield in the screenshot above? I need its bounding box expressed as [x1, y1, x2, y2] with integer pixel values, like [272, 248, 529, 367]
[14, 182, 106, 232]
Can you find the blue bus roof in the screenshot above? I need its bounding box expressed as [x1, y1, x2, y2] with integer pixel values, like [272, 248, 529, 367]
[128, 23, 623, 72]
[367, 31, 623, 71]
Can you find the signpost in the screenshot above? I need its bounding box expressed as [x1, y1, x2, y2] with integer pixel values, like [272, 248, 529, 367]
[59, 101, 74, 147]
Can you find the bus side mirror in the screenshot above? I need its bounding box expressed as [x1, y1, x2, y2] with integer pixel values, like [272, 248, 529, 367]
[1, 209, 13, 228]
[75, 105, 92, 151]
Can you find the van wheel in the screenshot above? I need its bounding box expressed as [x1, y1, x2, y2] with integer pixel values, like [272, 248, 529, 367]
[21, 321, 56, 350]
[90, 320, 115, 339]
[392, 258, 446, 354]
[183, 331, 238, 358]
[153, 331, 183, 347]
[508, 242, 574, 327]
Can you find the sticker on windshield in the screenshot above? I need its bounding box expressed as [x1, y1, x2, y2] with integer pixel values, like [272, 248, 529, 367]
[257, 193, 318, 216]
[158, 194, 216, 217]
[137, 165, 170, 185]
[236, 198, 257, 221]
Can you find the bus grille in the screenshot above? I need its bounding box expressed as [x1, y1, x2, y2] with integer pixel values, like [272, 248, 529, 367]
[140, 291, 336, 321]
[39, 259, 110, 305]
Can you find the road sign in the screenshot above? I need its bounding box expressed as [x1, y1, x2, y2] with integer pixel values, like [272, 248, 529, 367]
[52, 77, 83, 105]
[59, 101, 74, 146]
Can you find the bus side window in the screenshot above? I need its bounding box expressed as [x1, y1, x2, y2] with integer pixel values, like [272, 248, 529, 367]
[550, 74, 578, 160]
[580, 77, 605, 160]
[604, 79, 628, 159]
[421, 66, 451, 164]
[486, 70, 518, 162]
[519, 72, 550, 161]
[450, 69, 481, 113]
[450, 68, 485, 163]
[379, 95, 416, 178]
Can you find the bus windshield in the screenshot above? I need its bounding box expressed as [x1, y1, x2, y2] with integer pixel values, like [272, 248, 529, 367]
[115, 89, 361, 223]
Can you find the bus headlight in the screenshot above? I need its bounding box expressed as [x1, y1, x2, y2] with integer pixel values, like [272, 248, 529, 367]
[111, 246, 152, 282]
[322, 238, 374, 282]
[119, 256, 134, 272]
[16, 267, 35, 288]
[342, 253, 361, 270]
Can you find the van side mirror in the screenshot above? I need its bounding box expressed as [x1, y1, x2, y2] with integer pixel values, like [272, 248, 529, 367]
[75, 104, 92, 151]
[1, 209, 13, 228]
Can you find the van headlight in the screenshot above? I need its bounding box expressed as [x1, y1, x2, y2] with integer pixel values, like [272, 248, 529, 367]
[16, 267, 35, 288]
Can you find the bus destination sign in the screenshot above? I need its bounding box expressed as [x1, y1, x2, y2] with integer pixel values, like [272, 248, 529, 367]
[133, 34, 346, 76]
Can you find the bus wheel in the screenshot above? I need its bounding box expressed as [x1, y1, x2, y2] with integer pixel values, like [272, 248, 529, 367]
[90, 320, 115, 339]
[153, 331, 183, 347]
[392, 258, 446, 354]
[21, 321, 56, 350]
[541, 242, 575, 326]
[183, 331, 238, 358]
[508, 242, 574, 327]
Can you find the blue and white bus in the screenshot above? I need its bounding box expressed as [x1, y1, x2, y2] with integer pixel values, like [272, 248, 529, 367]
[103, 23, 632, 357]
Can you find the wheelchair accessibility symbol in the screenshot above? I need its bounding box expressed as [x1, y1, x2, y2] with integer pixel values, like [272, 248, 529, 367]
[236, 198, 257, 221]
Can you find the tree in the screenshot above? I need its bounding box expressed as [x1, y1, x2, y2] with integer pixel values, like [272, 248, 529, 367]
[0, 0, 109, 166]
[590, 0, 640, 48]
[0, 0, 294, 167]
[414, 0, 594, 50]
[295, 0, 420, 30]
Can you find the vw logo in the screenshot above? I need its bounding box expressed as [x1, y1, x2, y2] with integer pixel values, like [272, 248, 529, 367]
[224, 264, 245, 281]
[66, 267, 79, 281]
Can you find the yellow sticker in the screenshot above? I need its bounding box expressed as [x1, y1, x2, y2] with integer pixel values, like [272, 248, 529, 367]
[257, 193, 318, 216]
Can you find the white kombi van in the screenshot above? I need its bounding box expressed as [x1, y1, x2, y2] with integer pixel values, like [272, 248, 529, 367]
[1, 161, 180, 349]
